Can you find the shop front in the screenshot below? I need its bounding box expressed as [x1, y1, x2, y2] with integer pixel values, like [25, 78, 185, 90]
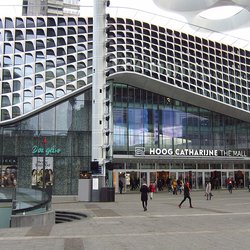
[112, 156, 250, 193]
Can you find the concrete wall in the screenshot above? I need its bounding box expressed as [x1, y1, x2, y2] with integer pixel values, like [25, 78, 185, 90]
[11, 210, 55, 228]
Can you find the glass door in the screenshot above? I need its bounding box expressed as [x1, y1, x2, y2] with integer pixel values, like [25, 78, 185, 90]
[197, 172, 203, 189]
[221, 171, 227, 188]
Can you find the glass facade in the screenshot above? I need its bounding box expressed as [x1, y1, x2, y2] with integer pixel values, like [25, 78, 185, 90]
[113, 83, 250, 156]
[0, 90, 92, 195]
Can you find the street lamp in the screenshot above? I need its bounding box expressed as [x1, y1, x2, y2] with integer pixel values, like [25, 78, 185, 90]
[42, 137, 46, 191]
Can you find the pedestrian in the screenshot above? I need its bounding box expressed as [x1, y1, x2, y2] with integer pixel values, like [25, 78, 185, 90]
[149, 182, 155, 199]
[140, 181, 149, 211]
[172, 179, 177, 195]
[178, 180, 193, 208]
[119, 179, 124, 194]
[228, 178, 233, 194]
[205, 181, 212, 200]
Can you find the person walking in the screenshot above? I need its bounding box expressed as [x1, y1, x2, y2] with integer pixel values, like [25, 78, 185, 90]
[149, 182, 155, 199]
[205, 181, 212, 200]
[178, 180, 193, 208]
[119, 179, 124, 194]
[140, 181, 149, 211]
[172, 179, 177, 195]
[228, 178, 233, 194]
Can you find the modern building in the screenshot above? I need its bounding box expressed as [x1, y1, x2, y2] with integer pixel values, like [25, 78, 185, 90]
[1, 0, 250, 195]
[22, 0, 80, 16]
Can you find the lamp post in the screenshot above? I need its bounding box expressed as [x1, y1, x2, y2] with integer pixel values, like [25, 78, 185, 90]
[42, 137, 46, 191]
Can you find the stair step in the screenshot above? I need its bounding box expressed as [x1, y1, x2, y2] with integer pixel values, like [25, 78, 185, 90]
[55, 211, 87, 224]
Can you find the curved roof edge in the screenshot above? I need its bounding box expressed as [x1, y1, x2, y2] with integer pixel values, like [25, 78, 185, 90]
[109, 72, 250, 123]
[153, 0, 217, 12]
[0, 85, 91, 126]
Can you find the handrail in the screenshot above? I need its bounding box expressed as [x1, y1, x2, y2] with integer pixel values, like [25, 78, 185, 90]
[0, 187, 52, 216]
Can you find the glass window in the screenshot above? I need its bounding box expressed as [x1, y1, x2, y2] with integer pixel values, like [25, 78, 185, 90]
[58, 28, 66, 36]
[4, 43, 12, 54]
[24, 90, 33, 101]
[16, 18, 25, 28]
[12, 106, 21, 118]
[24, 78, 33, 88]
[24, 65, 34, 76]
[56, 79, 65, 87]
[36, 51, 45, 60]
[26, 18, 35, 28]
[39, 107, 55, 131]
[13, 93, 21, 105]
[45, 93, 54, 103]
[36, 63, 44, 73]
[56, 68, 65, 77]
[47, 38, 56, 48]
[67, 74, 76, 84]
[5, 18, 14, 28]
[47, 28, 56, 37]
[1, 109, 10, 120]
[5, 30, 13, 41]
[46, 82, 54, 92]
[46, 60, 55, 69]
[25, 41, 34, 52]
[3, 56, 12, 66]
[37, 29, 45, 38]
[47, 50, 55, 58]
[57, 37, 66, 46]
[13, 80, 21, 91]
[35, 86, 43, 96]
[35, 74, 44, 84]
[68, 18, 76, 25]
[35, 98, 43, 108]
[15, 30, 24, 40]
[24, 102, 33, 113]
[57, 48, 66, 56]
[48, 18, 56, 27]
[46, 71, 55, 81]
[3, 69, 12, 80]
[1, 96, 11, 107]
[58, 17, 66, 26]
[37, 18, 45, 27]
[25, 53, 33, 64]
[56, 89, 65, 98]
[26, 29, 35, 40]
[2, 82, 11, 94]
[14, 55, 23, 65]
[36, 40, 45, 50]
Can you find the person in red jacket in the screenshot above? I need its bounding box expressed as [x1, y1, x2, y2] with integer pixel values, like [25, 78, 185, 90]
[178, 180, 193, 208]
[149, 182, 155, 200]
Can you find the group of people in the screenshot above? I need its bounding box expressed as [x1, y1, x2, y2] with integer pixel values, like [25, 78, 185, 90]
[139, 180, 216, 211]
[139, 179, 194, 211]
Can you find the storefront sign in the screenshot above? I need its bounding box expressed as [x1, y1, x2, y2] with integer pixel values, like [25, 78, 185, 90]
[32, 145, 61, 156]
[135, 147, 247, 157]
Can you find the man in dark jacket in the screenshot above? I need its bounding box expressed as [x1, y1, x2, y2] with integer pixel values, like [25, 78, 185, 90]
[140, 182, 149, 211]
[178, 180, 193, 208]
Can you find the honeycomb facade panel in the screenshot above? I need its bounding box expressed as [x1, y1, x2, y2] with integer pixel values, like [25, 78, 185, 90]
[1, 10, 250, 125]
[104, 16, 250, 121]
[0, 16, 93, 123]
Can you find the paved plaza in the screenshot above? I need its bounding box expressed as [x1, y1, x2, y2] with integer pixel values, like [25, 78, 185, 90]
[0, 189, 250, 250]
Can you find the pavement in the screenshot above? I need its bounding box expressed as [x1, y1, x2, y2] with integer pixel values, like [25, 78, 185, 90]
[0, 189, 250, 250]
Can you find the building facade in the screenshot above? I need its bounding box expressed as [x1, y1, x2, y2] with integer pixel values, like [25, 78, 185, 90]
[1, 0, 250, 194]
[22, 0, 80, 16]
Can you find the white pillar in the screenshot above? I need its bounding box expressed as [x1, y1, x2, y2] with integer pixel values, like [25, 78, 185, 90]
[92, 0, 107, 174]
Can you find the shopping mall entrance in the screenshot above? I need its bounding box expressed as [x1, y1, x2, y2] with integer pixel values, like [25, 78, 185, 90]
[112, 160, 250, 193]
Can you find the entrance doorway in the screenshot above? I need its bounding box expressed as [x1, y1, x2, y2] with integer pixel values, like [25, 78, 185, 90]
[113, 169, 248, 193]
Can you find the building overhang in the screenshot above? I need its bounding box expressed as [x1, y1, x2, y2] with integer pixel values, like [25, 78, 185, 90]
[110, 72, 250, 123]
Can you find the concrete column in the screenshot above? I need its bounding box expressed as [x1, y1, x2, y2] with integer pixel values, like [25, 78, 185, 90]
[92, 0, 107, 174]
